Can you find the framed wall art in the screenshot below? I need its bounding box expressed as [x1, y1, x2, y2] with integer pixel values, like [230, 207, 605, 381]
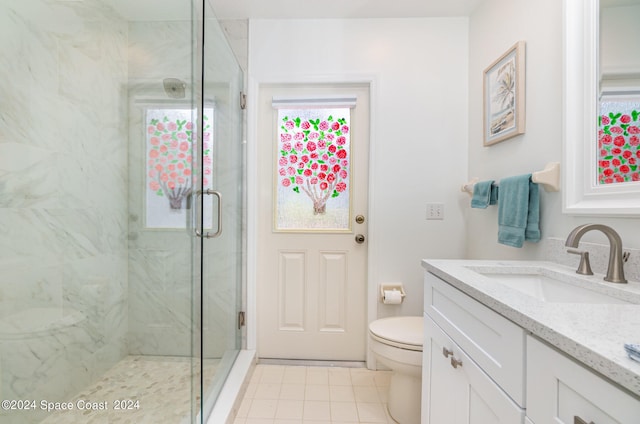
[483, 41, 526, 146]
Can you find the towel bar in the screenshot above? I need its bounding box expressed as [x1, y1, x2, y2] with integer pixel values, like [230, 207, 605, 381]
[461, 161, 560, 196]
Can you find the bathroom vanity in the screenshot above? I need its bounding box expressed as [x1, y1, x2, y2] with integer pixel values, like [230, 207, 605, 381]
[421, 260, 640, 424]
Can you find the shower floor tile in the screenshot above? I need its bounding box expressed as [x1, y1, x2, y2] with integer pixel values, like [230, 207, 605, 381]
[40, 355, 217, 424]
[234, 364, 396, 424]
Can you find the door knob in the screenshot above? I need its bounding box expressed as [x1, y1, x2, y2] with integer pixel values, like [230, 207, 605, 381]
[355, 234, 366, 244]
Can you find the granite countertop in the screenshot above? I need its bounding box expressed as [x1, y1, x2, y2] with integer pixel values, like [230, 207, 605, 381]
[422, 259, 640, 398]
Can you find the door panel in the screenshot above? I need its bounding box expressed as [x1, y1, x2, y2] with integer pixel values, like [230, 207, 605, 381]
[318, 251, 347, 332]
[257, 83, 369, 360]
[278, 250, 306, 331]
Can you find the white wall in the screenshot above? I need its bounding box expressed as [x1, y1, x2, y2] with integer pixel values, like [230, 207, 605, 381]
[248, 18, 469, 318]
[466, 0, 640, 273]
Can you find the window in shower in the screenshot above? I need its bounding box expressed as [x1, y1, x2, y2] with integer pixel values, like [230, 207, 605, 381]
[274, 107, 352, 231]
[145, 107, 214, 228]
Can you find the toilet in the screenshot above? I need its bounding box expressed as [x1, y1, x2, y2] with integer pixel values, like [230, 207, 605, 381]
[369, 316, 423, 424]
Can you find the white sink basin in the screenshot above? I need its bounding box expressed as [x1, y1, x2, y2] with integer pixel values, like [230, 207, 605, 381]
[471, 269, 632, 305]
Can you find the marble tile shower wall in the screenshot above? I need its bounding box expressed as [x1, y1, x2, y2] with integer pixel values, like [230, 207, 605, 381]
[0, 2, 128, 422]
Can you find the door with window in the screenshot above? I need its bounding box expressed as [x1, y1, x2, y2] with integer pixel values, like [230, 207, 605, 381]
[257, 83, 370, 360]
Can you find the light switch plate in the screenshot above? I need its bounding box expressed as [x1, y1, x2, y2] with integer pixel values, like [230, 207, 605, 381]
[426, 203, 444, 220]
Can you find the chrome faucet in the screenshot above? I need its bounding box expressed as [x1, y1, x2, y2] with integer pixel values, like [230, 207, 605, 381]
[565, 224, 628, 284]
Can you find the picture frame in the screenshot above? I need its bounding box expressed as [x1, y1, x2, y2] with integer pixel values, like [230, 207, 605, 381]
[483, 41, 526, 146]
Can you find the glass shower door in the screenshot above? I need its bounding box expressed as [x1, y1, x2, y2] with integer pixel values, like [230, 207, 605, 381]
[1, 1, 207, 423]
[197, 2, 245, 420]
[0, 0, 244, 421]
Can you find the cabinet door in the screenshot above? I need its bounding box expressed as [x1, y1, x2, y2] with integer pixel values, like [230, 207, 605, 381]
[527, 336, 640, 424]
[425, 314, 468, 423]
[424, 315, 524, 424]
[424, 272, 526, 406]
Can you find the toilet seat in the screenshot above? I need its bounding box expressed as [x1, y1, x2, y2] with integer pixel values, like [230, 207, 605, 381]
[369, 316, 423, 352]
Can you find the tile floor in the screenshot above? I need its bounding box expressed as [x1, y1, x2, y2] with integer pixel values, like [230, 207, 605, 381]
[233, 364, 397, 424]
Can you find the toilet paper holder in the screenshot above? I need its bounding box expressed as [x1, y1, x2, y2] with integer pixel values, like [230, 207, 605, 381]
[379, 283, 406, 303]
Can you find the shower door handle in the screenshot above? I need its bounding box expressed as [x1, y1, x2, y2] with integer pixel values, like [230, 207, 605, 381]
[195, 189, 222, 238]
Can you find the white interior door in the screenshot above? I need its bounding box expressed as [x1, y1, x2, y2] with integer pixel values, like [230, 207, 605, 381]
[257, 83, 369, 361]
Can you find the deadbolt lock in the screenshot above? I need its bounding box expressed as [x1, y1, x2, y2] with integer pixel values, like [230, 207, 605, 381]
[355, 215, 365, 224]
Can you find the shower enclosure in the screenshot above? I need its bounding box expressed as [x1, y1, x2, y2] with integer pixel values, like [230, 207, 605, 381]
[0, 0, 244, 422]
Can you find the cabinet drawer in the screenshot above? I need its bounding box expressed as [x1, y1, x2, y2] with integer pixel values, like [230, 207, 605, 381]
[527, 336, 640, 424]
[424, 272, 526, 406]
[424, 315, 524, 424]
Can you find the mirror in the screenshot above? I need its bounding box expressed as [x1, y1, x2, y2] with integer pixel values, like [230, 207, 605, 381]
[563, 0, 640, 215]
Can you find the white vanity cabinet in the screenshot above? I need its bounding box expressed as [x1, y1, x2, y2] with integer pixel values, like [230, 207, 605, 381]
[423, 272, 526, 423]
[423, 263, 640, 424]
[526, 336, 640, 424]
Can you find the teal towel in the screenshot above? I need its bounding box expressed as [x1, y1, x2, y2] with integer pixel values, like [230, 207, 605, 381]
[471, 180, 496, 208]
[498, 174, 541, 247]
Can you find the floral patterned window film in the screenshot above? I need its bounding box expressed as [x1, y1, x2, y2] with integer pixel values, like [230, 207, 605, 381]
[145, 107, 214, 228]
[275, 108, 351, 231]
[598, 101, 640, 185]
